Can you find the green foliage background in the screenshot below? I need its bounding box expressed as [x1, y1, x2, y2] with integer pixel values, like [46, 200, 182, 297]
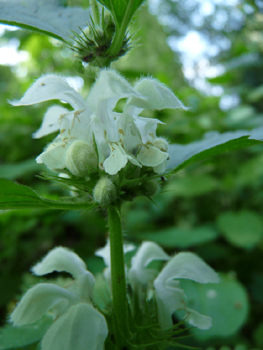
[0, 1, 263, 349]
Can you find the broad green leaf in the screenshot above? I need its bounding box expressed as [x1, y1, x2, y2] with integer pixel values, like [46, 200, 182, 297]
[164, 174, 219, 197]
[98, 0, 144, 27]
[0, 0, 91, 41]
[0, 178, 97, 211]
[137, 226, 218, 248]
[179, 275, 249, 339]
[167, 128, 263, 174]
[217, 211, 263, 249]
[0, 315, 52, 349]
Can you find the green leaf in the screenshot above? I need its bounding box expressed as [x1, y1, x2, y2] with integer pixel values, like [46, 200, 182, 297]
[217, 210, 263, 249]
[164, 174, 219, 197]
[137, 226, 218, 248]
[254, 322, 263, 348]
[0, 315, 52, 349]
[167, 129, 263, 174]
[0, 159, 44, 180]
[0, 178, 97, 211]
[0, 0, 91, 41]
[98, 0, 144, 27]
[179, 274, 249, 339]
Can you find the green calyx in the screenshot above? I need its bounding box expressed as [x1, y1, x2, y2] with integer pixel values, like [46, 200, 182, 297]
[68, 13, 131, 67]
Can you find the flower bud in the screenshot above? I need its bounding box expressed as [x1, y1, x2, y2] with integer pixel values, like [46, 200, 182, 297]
[138, 179, 160, 197]
[153, 138, 169, 152]
[93, 177, 116, 206]
[66, 140, 98, 177]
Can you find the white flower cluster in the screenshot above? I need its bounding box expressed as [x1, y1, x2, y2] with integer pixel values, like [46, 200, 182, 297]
[96, 241, 220, 330]
[11, 244, 220, 350]
[11, 70, 186, 176]
[10, 247, 108, 350]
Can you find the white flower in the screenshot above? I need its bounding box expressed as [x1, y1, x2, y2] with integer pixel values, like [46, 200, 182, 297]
[11, 70, 186, 175]
[128, 242, 169, 304]
[153, 252, 220, 330]
[95, 239, 135, 284]
[11, 247, 108, 350]
[95, 240, 219, 330]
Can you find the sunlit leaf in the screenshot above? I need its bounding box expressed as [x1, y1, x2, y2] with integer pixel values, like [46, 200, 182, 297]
[98, 0, 145, 27]
[167, 129, 263, 174]
[0, 0, 91, 41]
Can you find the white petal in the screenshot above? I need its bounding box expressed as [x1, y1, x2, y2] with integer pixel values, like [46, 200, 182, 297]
[155, 253, 220, 285]
[67, 273, 95, 302]
[96, 240, 135, 267]
[186, 308, 212, 330]
[11, 75, 86, 110]
[137, 145, 168, 167]
[103, 143, 128, 175]
[87, 70, 140, 143]
[133, 116, 163, 144]
[153, 160, 167, 174]
[131, 242, 169, 271]
[118, 114, 142, 153]
[41, 303, 108, 350]
[32, 247, 87, 279]
[33, 105, 69, 139]
[154, 282, 185, 329]
[87, 69, 139, 114]
[126, 154, 142, 168]
[90, 115, 110, 163]
[129, 242, 169, 303]
[127, 78, 188, 111]
[153, 253, 219, 329]
[11, 284, 76, 326]
[36, 140, 68, 170]
[96, 101, 120, 142]
[95, 241, 111, 267]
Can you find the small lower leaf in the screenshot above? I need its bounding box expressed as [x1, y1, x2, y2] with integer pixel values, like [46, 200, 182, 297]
[0, 179, 97, 211]
[0, 315, 52, 349]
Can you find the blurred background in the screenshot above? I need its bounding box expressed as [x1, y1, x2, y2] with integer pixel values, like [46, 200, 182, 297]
[1, 0, 263, 349]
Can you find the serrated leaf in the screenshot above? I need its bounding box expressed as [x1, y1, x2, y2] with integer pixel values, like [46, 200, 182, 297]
[0, 0, 91, 41]
[167, 128, 263, 174]
[0, 178, 97, 211]
[0, 315, 52, 349]
[98, 0, 144, 27]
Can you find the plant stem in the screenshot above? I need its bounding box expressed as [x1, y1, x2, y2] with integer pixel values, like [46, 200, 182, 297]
[108, 205, 129, 348]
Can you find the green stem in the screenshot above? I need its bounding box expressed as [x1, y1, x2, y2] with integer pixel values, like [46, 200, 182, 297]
[108, 205, 129, 348]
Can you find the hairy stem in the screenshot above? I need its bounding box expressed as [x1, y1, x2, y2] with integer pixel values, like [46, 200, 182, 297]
[108, 205, 129, 348]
